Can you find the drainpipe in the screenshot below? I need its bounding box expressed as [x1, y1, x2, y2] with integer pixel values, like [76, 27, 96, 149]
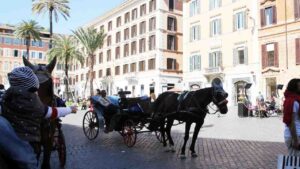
[285, 0, 289, 70]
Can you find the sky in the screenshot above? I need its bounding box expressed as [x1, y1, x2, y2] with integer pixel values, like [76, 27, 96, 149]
[0, 0, 125, 34]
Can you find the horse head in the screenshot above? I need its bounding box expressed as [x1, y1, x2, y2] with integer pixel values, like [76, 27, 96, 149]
[23, 56, 57, 106]
[211, 78, 228, 114]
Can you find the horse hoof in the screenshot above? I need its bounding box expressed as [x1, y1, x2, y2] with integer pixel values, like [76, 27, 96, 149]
[191, 153, 198, 158]
[179, 154, 186, 159]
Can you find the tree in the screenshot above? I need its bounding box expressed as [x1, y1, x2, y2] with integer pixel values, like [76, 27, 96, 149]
[47, 35, 84, 100]
[14, 20, 42, 60]
[32, 0, 70, 48]
[72, 28, 106, 97]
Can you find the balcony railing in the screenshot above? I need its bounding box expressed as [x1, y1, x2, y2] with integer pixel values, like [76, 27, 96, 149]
[204, 66, 223, 74]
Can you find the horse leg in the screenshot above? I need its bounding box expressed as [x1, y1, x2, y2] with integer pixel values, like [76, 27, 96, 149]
[180, 121, 192, 159]
[189, 120, 203, 158]
[165, 118, 175, 152]
[160, 118, 167, 147]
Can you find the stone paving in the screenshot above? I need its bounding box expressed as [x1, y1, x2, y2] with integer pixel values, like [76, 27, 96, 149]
[49, 107, 287, 169]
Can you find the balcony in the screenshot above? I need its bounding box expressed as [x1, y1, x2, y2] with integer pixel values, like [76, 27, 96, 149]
[204, 66, 223, 75]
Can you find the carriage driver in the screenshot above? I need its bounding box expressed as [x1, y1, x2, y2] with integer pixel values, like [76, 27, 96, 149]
[0, 66, 77, 169]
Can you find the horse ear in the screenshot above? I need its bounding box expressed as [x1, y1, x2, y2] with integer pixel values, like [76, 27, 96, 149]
[23, 56, 34, 69]
[46, 57, 57, 73]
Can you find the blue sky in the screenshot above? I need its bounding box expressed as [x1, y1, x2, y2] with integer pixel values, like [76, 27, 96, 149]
[0, 0, 125, 34]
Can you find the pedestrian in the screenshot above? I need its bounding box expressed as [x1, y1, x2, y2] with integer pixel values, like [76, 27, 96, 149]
[0, 66, 77, 168]
[283, 78, 300, 156]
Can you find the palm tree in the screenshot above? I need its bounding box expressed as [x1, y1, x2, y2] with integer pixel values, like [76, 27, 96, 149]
[47, 35, 84, 100]
[32, 0, 70, 48]
[14, 20, 42, 60]
[72, 28, 106, 97]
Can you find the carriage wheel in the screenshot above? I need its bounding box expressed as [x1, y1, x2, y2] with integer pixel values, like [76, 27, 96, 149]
[122, 120, 137, 147]
[57, 132, 66, 168]
[83, 111, 99, 140]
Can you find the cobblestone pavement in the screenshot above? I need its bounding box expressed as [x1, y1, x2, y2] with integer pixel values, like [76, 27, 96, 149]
[49, 107, 286, 169]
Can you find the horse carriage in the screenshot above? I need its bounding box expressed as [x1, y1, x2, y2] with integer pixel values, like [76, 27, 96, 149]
[82, 91, 167, 147]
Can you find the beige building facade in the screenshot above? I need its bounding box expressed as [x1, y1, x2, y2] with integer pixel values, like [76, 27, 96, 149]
[73, 0, 183, 98]
[182, 0, 260, 105]
[259, 0, 300, 98]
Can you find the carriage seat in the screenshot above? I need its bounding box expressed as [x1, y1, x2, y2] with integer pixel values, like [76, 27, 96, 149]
[121, 96, 151, 116]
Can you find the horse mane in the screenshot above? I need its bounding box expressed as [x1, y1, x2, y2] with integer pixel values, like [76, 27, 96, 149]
[193, 87, 213, 106]
[153, 92, 174, 113]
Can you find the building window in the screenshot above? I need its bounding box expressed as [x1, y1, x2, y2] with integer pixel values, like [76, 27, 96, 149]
[209, 51, 222, 68]
[98, 70, 103, 78]
[117, 17, 122, 27]
[132, 8, 138, 20]
[130, 63, 136, 72]
[38, 52, 43, 59]
[13, 50, 19, 57]
[124, 28, 130, 40]
[131, 41, 137, 55]
[210, 18, 221, 37]
[190, 0, 200, 17]
[139, 38, 146, 53]
[167, 17, 177, 31]
[233, 46, 248, 65]
[262, 43, 278, 68]
[106, 68, 111, 76]
[209, 0, 221, 10]
[140, 4, 146, 17]
[140, 21, 146, 34]
[169, 0, 174, 11]
[115, 47, 120, 59]
[261, 6, 277, 26]
[125, 12, 130, 23]
[123, 64, 129, 74]
[167, 35, 176, 50]
[139, 61, 145, 71]
[31, 51, 36, 59]
[167, 58, 177, 70]
[234, 11, 246, 31]
[116, 31, 121, 43]
[190, 25, 200, 42]
[99, 53, 103, 63]
[108, 21, 112, 31]
[149, 35, 156, 50]
[149, 0, 156, 12]
[107, 50, 111, 62]
[115, 66, 120, 75]
[149, 17, 156, 31]
[107, 35, 111, 46]
[190, 55, 201, 71]
[148, 58, 156, 70]
[124, 44, 129, 57]
[131, 25, 137, 38]
[295, 0, 300, 19]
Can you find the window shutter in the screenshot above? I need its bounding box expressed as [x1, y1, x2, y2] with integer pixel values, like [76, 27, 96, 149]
[274, 42, 279, 67]
[190, 2, 193, 17]
[244, 46, 248, 65]
[197, 0, 200, 14]
[244, 12, 248, 29]
[218, 19, 222, 34]
[190, 27, 193, 42]
[219, 0, 222, 7]
[295, 0, 300, 19]
[209, 0, 212, 10]
[273, 6, 277, 24]
[233, 14, 236, 32]
[233, 48, 238, 66]
[218, 51, 222, 66]
[197, 55, 201, 70]
[174, 18, 177, 31]
[260, 9, 265, 27]
[209, 53, 213, 67]
[197, 26, 201, 40]
[296, 38, 300, 64]
[210, 21, 213, 37]
[261, 45, 267, 68]
[190, 56, 193, 71]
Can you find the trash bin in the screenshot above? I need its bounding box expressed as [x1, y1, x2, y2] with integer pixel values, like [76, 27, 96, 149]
[238, 102, 248, 117]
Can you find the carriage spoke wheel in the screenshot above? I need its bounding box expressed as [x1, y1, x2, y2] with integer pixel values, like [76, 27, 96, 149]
[57, 132, 66, 168]
[122, 120, 137, 147]
[83, 111, 99, 140]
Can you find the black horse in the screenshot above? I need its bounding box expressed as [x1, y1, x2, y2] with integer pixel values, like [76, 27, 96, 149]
[23, 56, 57, 169]
[153, 80, 228, 158]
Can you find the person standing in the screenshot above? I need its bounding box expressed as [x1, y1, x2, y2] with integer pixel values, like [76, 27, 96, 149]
[283, 78, 300, 156]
